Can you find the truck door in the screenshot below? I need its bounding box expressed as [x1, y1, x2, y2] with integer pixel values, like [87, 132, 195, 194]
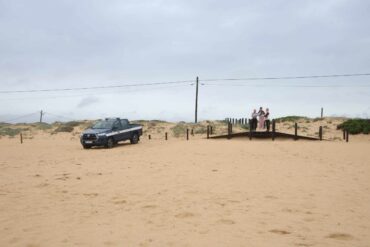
[120, 119, 131, 140]
[112, 120, 123, 141]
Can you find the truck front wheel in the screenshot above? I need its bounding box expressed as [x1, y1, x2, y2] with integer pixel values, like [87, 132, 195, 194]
[105, 138, 114, 148]
[130, 133, 139, 144]
[83, 144, 91, 149]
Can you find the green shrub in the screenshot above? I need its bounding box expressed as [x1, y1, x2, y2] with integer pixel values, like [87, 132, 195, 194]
[194, 125, 207, 134]
[64, 121, 81, 127]
[54, 126, 74, 133]
[363, 125, 370, 134]
[32, 122, 52, 130]
[0, 128, 22, 137]
[337, 119, 370, 135]
[240, 124, 250, 130]
[171, 123, 187, 137]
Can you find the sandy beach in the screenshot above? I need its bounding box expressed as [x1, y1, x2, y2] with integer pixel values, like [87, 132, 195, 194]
[1, 130, 370, 247]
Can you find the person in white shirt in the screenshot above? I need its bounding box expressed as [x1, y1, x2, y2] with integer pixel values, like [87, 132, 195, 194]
[251, 109, 258, 130]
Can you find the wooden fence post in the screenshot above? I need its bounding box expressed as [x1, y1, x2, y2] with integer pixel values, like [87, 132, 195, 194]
[210, 126, 213, 135]
[207, 126, 209, 139]
[20, 133, 23, 144]
[187, 129, 189, 140]
[294, 123, 298, 140]
[148, 134, 151, 140]
[272, 119, 276, 141]
[319, 126, 323, 141]
[227, 122, 231, 139]
[343, 129, 345, 140]
[346, 130, 349, 142]
[165, 132, 168, 140]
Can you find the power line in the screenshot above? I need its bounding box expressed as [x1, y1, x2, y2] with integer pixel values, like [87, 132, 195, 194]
[0, 79, 194, 94]
[44, 112, 75, 121]
[0, 83, 193, 101]
[201, 73, 370, 82]
[203, 83, 370, 88]
[1, 73, 369, 94]
[0, 111, 40, 123]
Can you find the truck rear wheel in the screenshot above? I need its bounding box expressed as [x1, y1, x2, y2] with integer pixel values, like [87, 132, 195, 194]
[105, 138, 114, 148]
[130, 133, 139, 144]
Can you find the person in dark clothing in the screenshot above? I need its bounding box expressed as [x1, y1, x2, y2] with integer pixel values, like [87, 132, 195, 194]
[264, 108, 270, 131]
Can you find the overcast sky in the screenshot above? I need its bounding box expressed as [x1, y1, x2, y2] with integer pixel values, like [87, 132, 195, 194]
[1, 0, 370, 122]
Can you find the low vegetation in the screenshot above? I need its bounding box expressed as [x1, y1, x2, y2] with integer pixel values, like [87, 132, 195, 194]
[171, 123, 187, 137]
[31, 122, 53, 130]
[337, 119, 370, 134]
[275, 116, 308, 123]
[53, 125, 75, 133]
[0, 127, 23, 137]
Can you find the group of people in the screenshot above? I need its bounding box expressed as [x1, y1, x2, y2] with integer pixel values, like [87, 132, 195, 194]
[251, 107, 270, 131]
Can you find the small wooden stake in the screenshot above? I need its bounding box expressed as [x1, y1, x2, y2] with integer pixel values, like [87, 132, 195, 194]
[319, 126, 323, 141]
[207, 126, 209, 139]
[20, 133, 23, 144]
[294, 123, 298, 141]
[165, 132, 168, 140]
[343, 129, 345, 140]
[227, 122, 231, 139]
[148, 134, 151, 140]
[187, 129, 189, 140]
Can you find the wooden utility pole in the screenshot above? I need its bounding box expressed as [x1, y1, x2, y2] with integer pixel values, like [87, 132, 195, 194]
[195, 76, 199, 123]
[39, 110, 43, 123]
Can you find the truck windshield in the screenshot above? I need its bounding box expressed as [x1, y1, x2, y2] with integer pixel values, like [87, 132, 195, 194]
[92, 120, 114, 129]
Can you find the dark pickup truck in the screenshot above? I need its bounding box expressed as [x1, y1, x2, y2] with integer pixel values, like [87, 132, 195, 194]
[80, 118, 143, 149]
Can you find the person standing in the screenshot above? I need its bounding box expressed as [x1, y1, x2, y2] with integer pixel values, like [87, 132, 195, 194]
[258, 107, 265, 129]
[251, 109, 258, 131]
[264, 108, 270, 131]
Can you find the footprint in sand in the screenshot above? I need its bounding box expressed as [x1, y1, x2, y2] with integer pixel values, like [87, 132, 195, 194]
[142, 205, 157, 209]
[217, 219, 235, 225]
[112, 200, 127, 205]
[55, 173, 70, 181]
[295, 243, 315, 247]
[175, 212, 195, 218]
[35, 183, 49, 188]
[269, 229, 291, 235]
[83, 193, 98, 198]
[326, 233, 354, 241]
[265, 195, 279, 199]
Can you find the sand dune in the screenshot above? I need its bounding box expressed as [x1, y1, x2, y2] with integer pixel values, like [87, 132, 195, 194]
[1, 121, 370, 246]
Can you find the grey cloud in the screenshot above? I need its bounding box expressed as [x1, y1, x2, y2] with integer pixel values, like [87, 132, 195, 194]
[77, 96, 100, 108]
[0, 0, 369, 120]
